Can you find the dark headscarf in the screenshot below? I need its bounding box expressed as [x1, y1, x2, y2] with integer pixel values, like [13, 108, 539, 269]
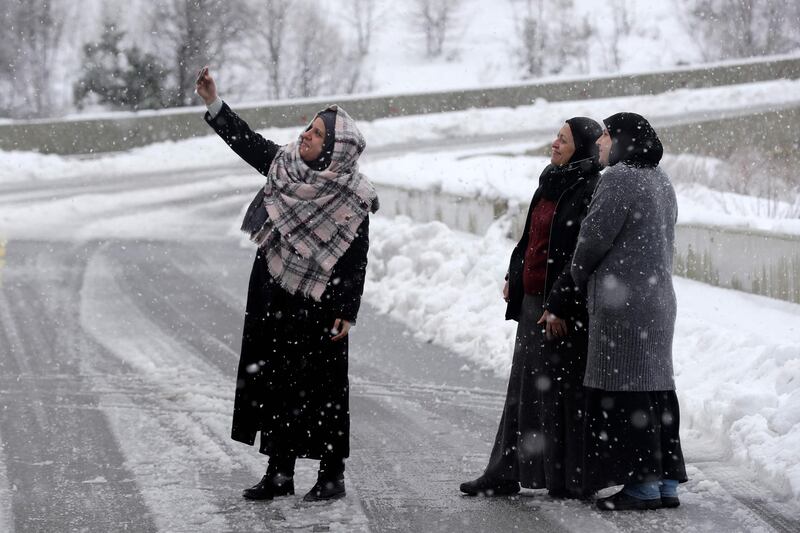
[540, 117, 603, 200]
[603, 112, 663, 168]
[566, 116, 603, 170]
[306, 109, 337, 171]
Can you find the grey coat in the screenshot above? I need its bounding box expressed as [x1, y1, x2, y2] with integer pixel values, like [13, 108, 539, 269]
[570, 163, 678, 391]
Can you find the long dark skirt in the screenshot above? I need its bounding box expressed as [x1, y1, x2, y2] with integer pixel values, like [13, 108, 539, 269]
[582, 388, 687, 491]
[484, 294, 589, 494]
[231, 250, 349, 460]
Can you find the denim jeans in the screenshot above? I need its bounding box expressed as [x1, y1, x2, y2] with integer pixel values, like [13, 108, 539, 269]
[623, 479, 679, 500]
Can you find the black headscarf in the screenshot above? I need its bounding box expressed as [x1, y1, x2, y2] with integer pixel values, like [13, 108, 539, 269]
[305, 109, 337, 171]
[603, 112, 663, 168]
[540, 117, 603, 200]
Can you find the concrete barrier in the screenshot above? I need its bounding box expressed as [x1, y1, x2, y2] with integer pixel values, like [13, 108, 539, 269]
[3, 55, 800, 155]
[674, 223, 800, 304]
[376, 184, 800, 305]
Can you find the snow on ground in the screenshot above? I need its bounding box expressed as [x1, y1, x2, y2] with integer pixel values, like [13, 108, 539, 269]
[364, 215, 800, 504]
[355, 0, 698, 94]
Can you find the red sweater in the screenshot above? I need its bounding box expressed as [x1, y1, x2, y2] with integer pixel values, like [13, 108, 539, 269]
[523, 198, 557, 295]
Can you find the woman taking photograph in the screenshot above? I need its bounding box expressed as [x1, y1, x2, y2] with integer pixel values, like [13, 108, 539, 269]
[195, 67, 378, 502]
[460, 117, 603, 499]
[571, 112, 687, 511]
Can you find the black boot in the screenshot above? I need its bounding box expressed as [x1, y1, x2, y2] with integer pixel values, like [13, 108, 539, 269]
[660, 496, 680, 508]
[303, 475, 346, 501]
[243, 474, 294, 500]
[243, 456, 296, 500]
[303, 456, 346, 502]
[459, 475, 520, 496]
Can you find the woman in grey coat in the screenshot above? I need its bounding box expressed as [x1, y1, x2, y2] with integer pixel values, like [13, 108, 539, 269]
[570, 112, 687, 511]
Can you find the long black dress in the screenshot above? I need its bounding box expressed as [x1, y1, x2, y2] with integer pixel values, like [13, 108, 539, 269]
[582, 389, 687, 491]
[205, 104, 368, 460]
[484, 164, 598, 495]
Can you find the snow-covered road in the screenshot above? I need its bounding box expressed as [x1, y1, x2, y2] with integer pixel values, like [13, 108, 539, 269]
[1, 236, 796, 532]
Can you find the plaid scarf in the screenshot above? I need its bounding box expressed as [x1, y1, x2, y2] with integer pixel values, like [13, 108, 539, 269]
[241, 105, 379, 301]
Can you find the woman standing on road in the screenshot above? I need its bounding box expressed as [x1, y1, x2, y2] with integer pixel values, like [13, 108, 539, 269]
[195, 67, 378, 502]
[571, 112, 687, 511]
[460, 117, 603, 499]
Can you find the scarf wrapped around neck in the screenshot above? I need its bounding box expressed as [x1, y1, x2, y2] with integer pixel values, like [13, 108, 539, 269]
[241, 105, 379, 301]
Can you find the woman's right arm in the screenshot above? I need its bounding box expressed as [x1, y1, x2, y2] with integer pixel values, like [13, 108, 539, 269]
[196, 66, 280, 176]
[570, 169, 631, 293]
[204, 102, 280, 176]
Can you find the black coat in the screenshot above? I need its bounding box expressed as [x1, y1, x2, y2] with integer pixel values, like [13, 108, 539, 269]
[505, 164, 599, 359]
[206, 103, 368, 458]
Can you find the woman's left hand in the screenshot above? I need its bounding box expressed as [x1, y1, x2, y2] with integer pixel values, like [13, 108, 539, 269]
[537, 311, 568, 339]
[331, 318, 351, 342]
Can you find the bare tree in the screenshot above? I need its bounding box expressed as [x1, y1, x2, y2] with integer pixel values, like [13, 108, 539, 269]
[679, 0, 800, 61]
[410, 0, 463, 58]
[607, 0, 634, 70]
[287, 2, 348, 98]
[560, 14, 593, 74]
[0, 0, 75, 117]
[336, 0, 381, 94]
[250, 0, 292, 99]
[513, 0, 591, 78]
[348, 0, 378, 58]
[149, 0, 251, 106]
[516, 0, 545, 77]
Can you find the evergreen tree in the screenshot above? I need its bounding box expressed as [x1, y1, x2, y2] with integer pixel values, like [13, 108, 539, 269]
[74, 23, 171, 111]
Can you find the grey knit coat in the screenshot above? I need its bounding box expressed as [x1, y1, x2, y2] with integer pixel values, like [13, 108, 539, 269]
[570, 163, 678, 391]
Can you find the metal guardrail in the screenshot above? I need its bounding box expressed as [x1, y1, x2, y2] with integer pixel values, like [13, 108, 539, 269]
[2, 56, 800, 155]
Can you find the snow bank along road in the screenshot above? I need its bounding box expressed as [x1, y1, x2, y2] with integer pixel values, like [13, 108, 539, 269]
[1, 163, 799, 532]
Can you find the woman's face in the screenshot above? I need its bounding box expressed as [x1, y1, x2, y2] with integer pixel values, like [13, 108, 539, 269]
[596, 129, 612, 167]
[299, 116, 326, 162]
[550, 124, 576, 167]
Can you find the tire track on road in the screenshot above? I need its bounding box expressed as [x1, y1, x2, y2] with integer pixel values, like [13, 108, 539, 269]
[0, 241, 157, 533]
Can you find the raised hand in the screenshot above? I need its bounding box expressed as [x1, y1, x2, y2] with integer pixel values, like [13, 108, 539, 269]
[195, 66, 217, 105]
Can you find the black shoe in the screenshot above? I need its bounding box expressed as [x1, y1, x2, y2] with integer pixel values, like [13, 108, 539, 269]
[660, 496, 680, 508]
[459, 476, 520, 496]
[303, 477, 346, 502]
[242, 474, 294, 500]
[596, 490, 662, 511]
